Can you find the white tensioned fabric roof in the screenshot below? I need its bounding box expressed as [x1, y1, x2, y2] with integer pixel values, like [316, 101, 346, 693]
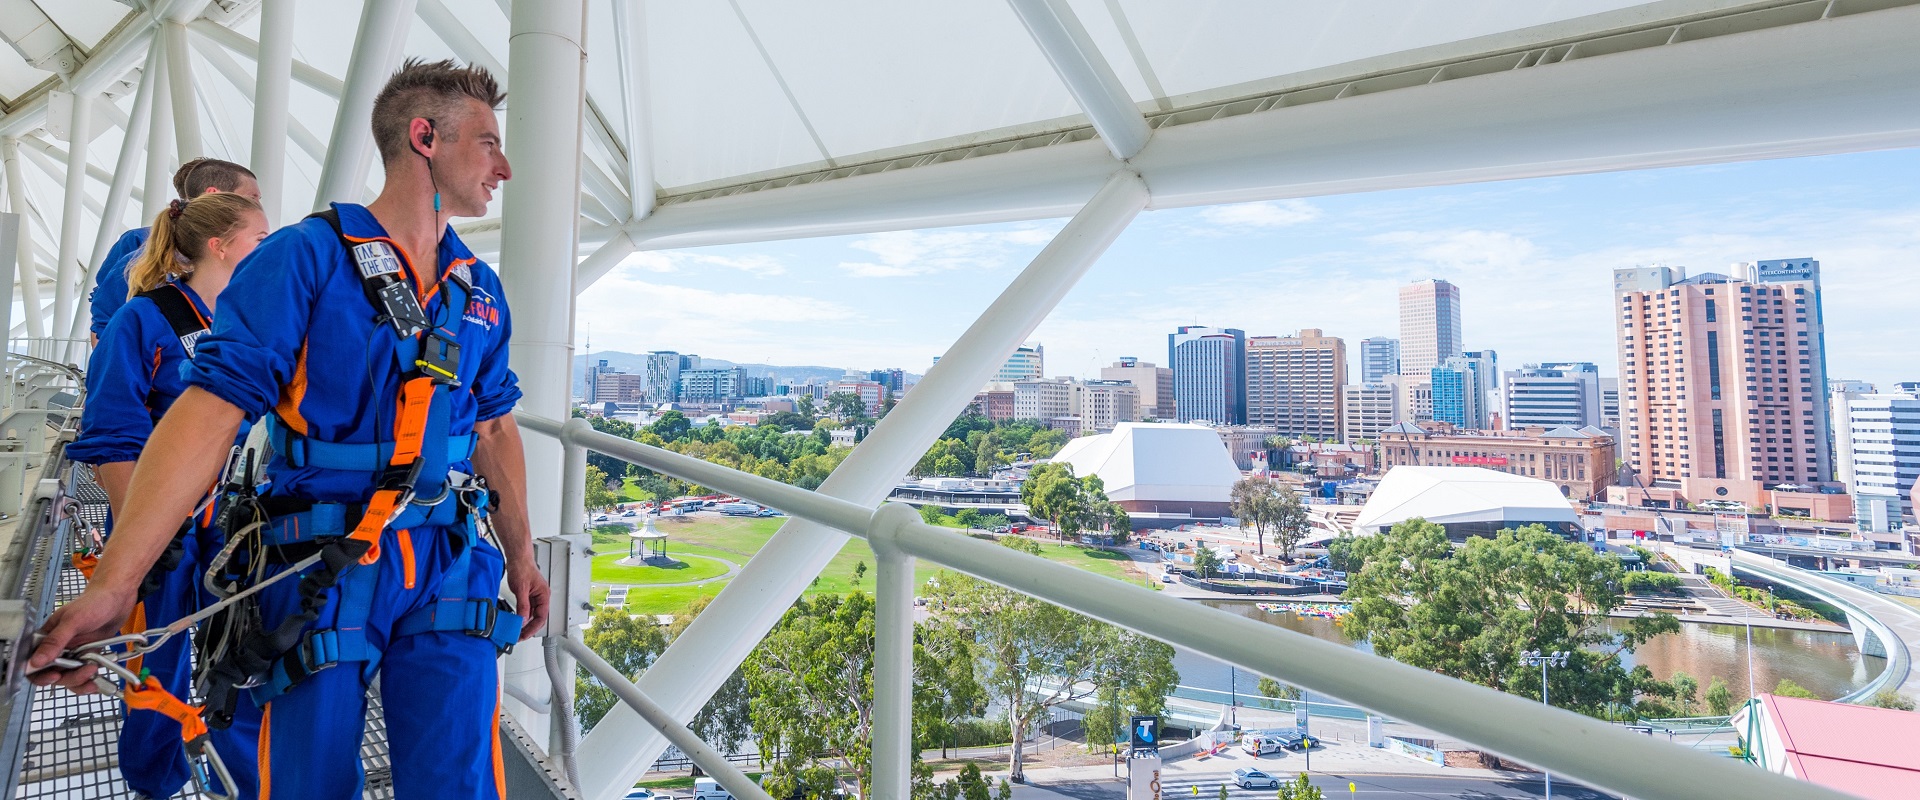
[1352, 465, 1581, 532]
[6, 0, 1920, 336]
[1050, 422, 1243, 504]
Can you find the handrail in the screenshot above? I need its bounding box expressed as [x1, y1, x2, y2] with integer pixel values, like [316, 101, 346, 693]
[561, 636, 775, 800]
[519, 412, 1851, 800]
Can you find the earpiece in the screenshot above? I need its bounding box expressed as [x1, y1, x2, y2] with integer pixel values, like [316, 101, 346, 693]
[421, 119, 436, 148]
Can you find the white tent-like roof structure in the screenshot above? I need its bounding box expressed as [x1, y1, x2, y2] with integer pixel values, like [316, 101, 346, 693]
[1050, 422, 1242, 504]
[1352, 465, 1581, 533]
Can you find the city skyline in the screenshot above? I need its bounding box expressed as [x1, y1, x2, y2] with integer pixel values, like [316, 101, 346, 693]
[575, 148, 1920, 391]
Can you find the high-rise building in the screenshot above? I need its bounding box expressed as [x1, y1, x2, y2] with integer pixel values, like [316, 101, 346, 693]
[831, 378, 887, 414]
[646, 351, 697, 403]
[1100, 358, 1175, 419]
[1614, 267, 1834, 488]
[936, 343, 1043, 386]
[1398, 280, 1463, 378]
[592, 372, 647, 404]
[1341, 384, 1395, 443]
[1844, 391, 1920, 534]
[1080, 380, 1141, 433]
[1744, 259, 1835, 475]
[1430, 350, 1497, 429]
[1169, 326, 1246, 425]
[1600, 378, 1621, 430]
[1360, 337, 1400, 384]
[1397, 280, 1462, 421]
[1830, 380, 1877, 488]
[679, 366, 749, 402]
[1013, 377, 1082, 422]
[584, 358, 612, 402]
[866, 368, 907, 393]
[1244, 329, 1346, 440]
[1504, 362, 1604, 430]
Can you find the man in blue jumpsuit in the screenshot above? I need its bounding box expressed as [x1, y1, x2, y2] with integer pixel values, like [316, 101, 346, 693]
[87, 159, 259, 342]
[33, 59, 549, 800]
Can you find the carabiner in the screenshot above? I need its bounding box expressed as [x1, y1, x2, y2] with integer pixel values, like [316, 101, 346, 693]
[187, 736, 240, 800]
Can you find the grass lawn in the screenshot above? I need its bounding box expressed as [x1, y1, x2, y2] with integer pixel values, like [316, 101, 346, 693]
[590, 552, 731, 585]
[615, 477, 654, 503]
[585, 515, 1154, 615]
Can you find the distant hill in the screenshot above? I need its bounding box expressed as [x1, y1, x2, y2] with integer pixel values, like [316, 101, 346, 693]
[571, 351, 910, 397]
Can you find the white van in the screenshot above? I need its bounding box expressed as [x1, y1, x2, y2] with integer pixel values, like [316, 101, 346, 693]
[1241, 735, 1285, 756]
[693, 778, 732, 800]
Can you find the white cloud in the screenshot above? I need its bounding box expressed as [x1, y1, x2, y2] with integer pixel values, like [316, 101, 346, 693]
[1195, 199, 1323, 230]
[618, 251, 787, 277]
[837, 225, 1060, 278]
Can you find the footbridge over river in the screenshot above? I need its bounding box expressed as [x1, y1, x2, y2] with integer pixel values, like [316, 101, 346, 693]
[1731, 551, 1920, 703]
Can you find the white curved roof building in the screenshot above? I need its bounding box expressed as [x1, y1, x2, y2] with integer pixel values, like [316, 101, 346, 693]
[1353, 465, 1581, 538]
[1050, 422, 1243, 517]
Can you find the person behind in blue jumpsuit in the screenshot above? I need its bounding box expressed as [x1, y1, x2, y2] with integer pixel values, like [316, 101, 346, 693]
[88, 158, 259, 345]
[33, 59, 550, 800]
[67, 191, 269, 799]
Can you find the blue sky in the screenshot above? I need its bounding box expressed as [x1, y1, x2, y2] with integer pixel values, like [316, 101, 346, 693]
[576, 148, 1920, 391]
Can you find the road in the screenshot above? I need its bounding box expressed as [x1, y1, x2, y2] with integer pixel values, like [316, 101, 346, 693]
[1012, 773, 1615, 800]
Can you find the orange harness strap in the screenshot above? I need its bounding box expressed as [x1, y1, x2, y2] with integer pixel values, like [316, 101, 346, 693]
[123, 674, 210, 744]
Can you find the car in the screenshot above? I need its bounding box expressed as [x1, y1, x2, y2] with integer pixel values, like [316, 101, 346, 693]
[1160, 573, 1175, 584]
[1232, 768, 1280, 790]
[1266, 730, 1317, 751]
[692, 778, 732, 800]
[991, 525, 1012, 534]
[621, 510, 638, 517]
[622, 790, 669, 800]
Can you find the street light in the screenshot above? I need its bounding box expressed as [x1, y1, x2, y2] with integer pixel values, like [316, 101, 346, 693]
[1521, 650, 1571, 800]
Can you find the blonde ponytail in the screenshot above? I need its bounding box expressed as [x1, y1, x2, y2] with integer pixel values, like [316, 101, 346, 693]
[126, 192, 261, 297]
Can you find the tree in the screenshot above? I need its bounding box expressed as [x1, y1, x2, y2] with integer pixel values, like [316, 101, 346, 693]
[1773, 678, 1819, 699]
[577, 412, 639, 478]
[745, 592, 953, 799]
[761, 410, 814, 432]
[916, 623, 986, 758]
[1339, 519, 1681, 716]
[672, 596, 753, 765]
[1869, 689, 1915, 711]
[648, 409, 693, 442]
[1019, 462, 1082, 539]
[981, 513, 1010, 531]
[584, 465, 620, 514]
[1189, 545, 1221, 579]
[1257, 677, 1301, 702]
[919, 504, 946, 525]
[825, 391, 869, 422]
[1230, 475, 1284, 556]
[1670, 671, 1699, 716]
[954, 508, 984, 529]
[852, 560, 868, 587]
[925, 571, 1176, 783]
[1277, 773, 1323, 800]
[745, 593, 881, 799]
[1705, 677, 1734, 716]
[1269, 488, 1311, 560]
[574, 609, 669, 729]
[795, 394, 816, 419]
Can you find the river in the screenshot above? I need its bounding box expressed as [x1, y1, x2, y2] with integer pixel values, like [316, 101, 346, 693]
[1178, 599, 1884, 705]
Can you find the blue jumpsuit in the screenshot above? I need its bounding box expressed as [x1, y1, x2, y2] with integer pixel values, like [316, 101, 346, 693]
[186, 202, 522, 800]
[89, 227, 150, 339]
[69, 282, 262, 800]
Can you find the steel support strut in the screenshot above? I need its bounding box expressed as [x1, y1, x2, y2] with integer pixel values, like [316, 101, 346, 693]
[869, 510, 917, 800]
[312, 0, 418, 210]
[50, 84, 93, 359]
[497, 0, 590, 742]
[1007, 0, 1150, 161]
[573, 169, 1149, 799]
[249, 0, 296, 226]
[67, 46, 160, 344]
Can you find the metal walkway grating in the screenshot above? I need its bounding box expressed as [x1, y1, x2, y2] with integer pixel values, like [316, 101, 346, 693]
[15, 475, 394, 799]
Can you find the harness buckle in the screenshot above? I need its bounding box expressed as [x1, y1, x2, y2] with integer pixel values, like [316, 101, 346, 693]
[465, 600, 499, 639]
[415, 328, 462, 386]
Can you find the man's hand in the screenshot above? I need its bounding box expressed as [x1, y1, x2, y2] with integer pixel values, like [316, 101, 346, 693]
[26, 583, 137, 692]
[507, 559, 550, 640]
